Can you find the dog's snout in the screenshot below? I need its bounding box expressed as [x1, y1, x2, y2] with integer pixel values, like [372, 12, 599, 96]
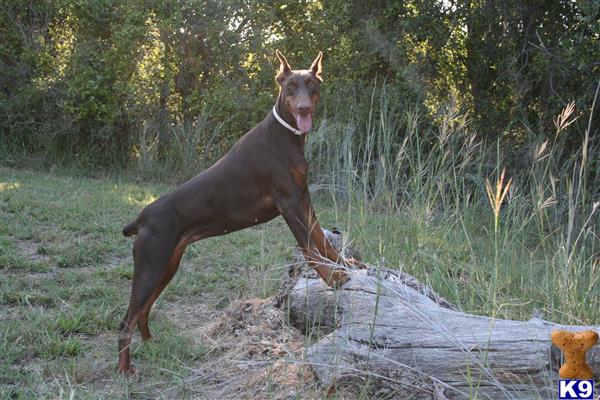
[297, 105, 312, 114]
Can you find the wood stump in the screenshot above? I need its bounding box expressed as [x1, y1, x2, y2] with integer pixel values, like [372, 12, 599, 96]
[278, 263, 600, 399]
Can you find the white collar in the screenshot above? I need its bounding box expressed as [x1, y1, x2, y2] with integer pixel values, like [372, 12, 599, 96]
[272, 106, 304, 135]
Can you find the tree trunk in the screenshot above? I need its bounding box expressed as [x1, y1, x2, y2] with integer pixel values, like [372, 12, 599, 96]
[280, 266, 600, 399]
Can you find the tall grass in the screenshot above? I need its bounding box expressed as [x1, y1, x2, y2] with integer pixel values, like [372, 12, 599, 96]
[135, 108, 223, 181]
[129, 81, 599, 323]
[308, 83, 599, 324]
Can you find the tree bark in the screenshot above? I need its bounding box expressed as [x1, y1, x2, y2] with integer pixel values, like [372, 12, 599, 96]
[280, 265, 600, 399]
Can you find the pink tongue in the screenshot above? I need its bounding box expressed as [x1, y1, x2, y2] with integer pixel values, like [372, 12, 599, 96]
[296, 114, 312, 133]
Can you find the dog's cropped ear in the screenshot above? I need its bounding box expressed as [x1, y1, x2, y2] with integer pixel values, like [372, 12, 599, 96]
[309, 51, 323, 81]
[275, 49, 292, 83]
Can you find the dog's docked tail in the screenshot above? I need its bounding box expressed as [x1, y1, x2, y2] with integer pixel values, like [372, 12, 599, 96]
[122, 221, 138, 237]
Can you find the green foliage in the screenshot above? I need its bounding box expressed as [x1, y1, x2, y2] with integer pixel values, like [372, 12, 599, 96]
[1, 0, 597, 171]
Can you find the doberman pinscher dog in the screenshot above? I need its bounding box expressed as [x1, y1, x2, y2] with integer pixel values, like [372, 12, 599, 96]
[117, 50, 361, 375]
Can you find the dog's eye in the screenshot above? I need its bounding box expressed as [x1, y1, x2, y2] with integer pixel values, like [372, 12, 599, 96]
[287, 81, 298, 95]
[306, 79, 318, 94]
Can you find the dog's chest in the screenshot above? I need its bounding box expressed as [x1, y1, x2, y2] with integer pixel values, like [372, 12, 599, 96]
[290, 163, 308, 188]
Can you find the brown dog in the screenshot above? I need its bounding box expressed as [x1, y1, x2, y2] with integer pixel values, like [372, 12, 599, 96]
[118, 50, 360, 375]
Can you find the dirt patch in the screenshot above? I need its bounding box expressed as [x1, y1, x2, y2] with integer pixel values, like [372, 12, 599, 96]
[14, 238, 50, 262]
[162, 299, 218, 344]
[166, 297, 320, 399]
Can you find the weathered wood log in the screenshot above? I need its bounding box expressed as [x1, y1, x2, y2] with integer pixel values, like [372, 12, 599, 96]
[280, 265, 600, 399]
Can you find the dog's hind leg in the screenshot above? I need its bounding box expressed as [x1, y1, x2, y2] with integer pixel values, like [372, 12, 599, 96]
[117, 228, 179, 375]
[137, 244, 186, 341]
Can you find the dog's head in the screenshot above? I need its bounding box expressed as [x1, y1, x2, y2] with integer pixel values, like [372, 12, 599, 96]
[275, 50, 322, 133]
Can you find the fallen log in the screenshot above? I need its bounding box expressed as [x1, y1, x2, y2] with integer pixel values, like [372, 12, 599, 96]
[279, 262, 600, 399]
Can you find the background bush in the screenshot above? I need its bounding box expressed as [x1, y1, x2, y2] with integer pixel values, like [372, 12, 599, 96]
[0, 0, 598, 176]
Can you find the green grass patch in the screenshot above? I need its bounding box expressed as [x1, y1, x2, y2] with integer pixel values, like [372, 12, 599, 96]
[0, 166, 296, 397]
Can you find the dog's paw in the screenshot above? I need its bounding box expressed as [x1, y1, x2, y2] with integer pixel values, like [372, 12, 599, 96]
[346, 257, 368, 270]
[118, 366, 139, 378]
[327, 270, 351, 288]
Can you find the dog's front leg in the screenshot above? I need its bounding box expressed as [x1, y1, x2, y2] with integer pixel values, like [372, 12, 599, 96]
[302, 191, 368, 270]
[277, 195, 350, 287]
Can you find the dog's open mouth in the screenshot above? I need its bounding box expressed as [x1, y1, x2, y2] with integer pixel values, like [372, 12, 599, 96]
[295, 113, 312, 133]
